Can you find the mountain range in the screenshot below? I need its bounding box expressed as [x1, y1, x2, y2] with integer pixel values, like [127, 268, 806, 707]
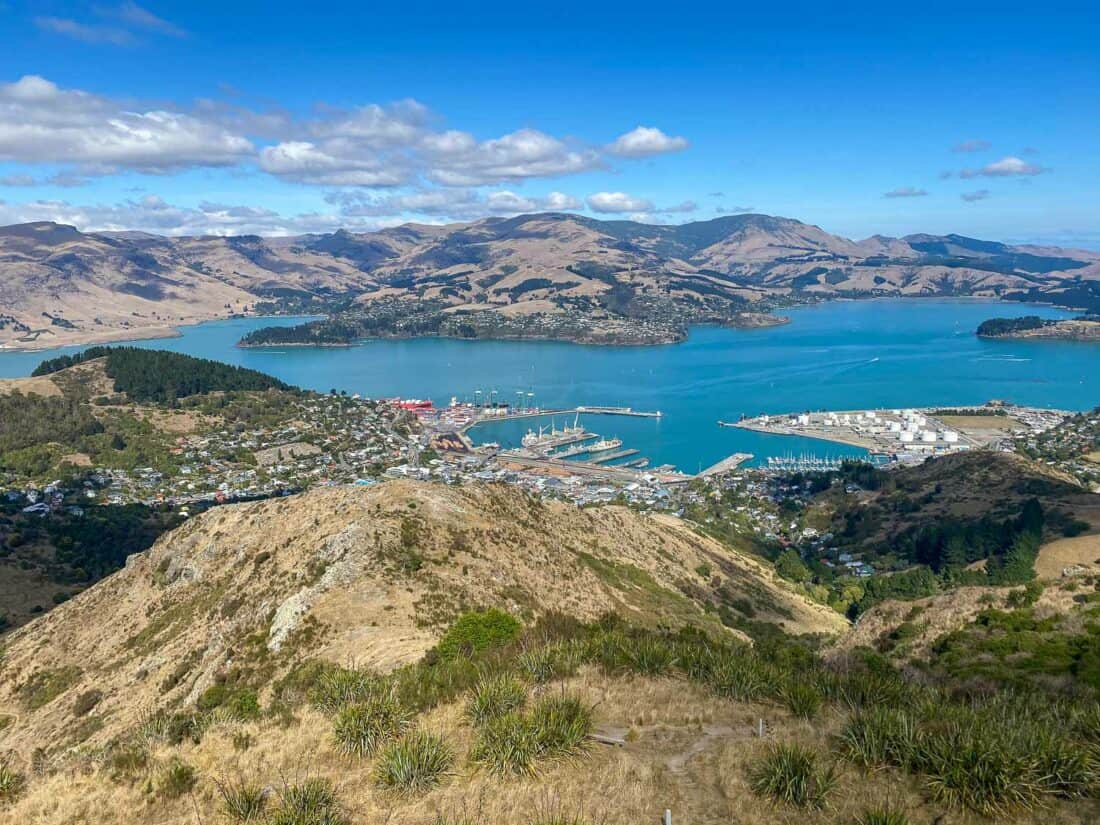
[2, 213, 1099, 349]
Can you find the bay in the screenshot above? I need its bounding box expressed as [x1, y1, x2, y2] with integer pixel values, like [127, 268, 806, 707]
[1, 300, 1094, 472]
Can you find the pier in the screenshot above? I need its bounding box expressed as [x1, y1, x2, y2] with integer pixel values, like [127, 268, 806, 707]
[467, 405, 663, 429]
[696, 452, 754, 478]
[588, 448, 640, 465]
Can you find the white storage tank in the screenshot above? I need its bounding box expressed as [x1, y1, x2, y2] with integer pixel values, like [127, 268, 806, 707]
[888, 421, 902, 433]
[941, 430, 959, 443]
[920, 430, 937, 442]
[899, 431, 915, 443]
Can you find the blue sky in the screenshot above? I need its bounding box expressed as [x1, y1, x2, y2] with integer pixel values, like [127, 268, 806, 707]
[0, 1, 1098, 244]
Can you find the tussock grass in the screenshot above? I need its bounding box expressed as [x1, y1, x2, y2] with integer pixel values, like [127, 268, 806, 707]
[471, 693, 593, 776]
[780, 682, 822, 719]
[854, 807, 911, 825]
[372, 729, 454, 795]
[838, 700, 1098, 816]
[102, 740, 150, 780]
[517, 640, 582, 684]
[268, 777, 347, 825]
[217, 778, 268, 822]
[469, 711, 542, 776]
[309, 668, 379, 715]
[0, 759, 26, 803]
[332, 690, 409, 758]
[748, 742, 837, 809]
[155, 757, 197, 798]
[465, 674, 527, 726]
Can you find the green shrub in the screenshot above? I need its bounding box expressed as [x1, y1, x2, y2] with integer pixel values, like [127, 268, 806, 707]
[18, 665, 82, 709]
[373, 730, 454, 795]
[466, 674, 526, 726]
[332, 692, 409, 758]
[269, 778, 347, 825]
[392, 656, 483, 713]
[0, 760, 26, 803]
[433, 609, 521, 662]
[156, 758, 197, 798]
[196, 684, 261, 720]
[217, 778, 267, 821]
[748, 743, 836, 809]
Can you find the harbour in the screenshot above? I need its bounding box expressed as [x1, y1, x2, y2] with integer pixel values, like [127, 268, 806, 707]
[1, 299, 1094, 474]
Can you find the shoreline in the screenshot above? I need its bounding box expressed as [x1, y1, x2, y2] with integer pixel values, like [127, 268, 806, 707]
[0, 312, 322, 354]
[0, 295, 1074, 358]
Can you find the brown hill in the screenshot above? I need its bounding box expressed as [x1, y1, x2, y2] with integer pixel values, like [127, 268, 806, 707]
[3, 214, 1097, 349]
[0, 481, 844, 760]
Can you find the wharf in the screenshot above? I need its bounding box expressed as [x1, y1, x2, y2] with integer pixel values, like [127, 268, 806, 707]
[466, 405, 663, 429]
[553, 442, 599, 458]
[575, 406, 662, 418]
[588, 448, 640, 465]
[526, 431, 596, 451]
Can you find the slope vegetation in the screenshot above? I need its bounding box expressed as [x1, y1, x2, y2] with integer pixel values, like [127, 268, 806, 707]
[0, 481, 843, 756]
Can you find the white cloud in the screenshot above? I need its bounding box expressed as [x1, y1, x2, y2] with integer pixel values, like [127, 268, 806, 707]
[961, 189, 991, 202]
[34, 17, 133, 45]
[586, 191, 654, 213]
[326, 188, 582, 221]
[423, 128, 601, 186]
[0, 76, 253, 173]
[661, 200, 698, 213]
[109, 2, 186, 37]
[883, 187, 929, 198]
[953, 139, 991, 153]
[0, 195, 350, 236]
[0, 75, 677, 196]
[35, 3, 185, 44]
[960, 156, 1045, 178]
[259, 110, 602, 188]
[608, 126, 688, 158]
[0, 174, 36, 186]
[258, 141, 406, 186]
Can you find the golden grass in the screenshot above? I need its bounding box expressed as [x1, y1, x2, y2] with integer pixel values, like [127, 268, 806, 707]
[5, 668, 1098, 825]
[937, 415, 1020, 431]
[1035, 534, 1100, 580]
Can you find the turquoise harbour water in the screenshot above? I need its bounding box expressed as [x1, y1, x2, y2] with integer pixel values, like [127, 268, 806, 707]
[1, 300, 1096, 472]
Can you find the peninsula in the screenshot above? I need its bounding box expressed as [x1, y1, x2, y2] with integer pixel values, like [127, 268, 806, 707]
[977, 315, 1100, 342]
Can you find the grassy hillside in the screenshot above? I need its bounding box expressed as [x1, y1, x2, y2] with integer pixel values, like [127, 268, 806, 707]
[0, 480, 1098, 823]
